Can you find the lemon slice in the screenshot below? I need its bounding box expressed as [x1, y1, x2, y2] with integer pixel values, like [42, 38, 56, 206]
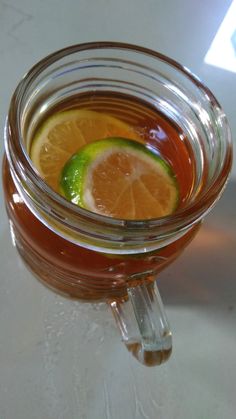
[30, 109, 140, 192]
[60, 137, 179, 220]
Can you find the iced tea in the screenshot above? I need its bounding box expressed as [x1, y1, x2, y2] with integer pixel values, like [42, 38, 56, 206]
[3, 91, 200, 300]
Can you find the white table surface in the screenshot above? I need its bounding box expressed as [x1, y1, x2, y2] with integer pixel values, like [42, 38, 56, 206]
[0, 1, 236, 418]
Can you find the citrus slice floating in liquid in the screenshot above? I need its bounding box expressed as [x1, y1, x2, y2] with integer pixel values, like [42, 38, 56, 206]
[30, 109, 140, 192]
[60, 137, 179, 220]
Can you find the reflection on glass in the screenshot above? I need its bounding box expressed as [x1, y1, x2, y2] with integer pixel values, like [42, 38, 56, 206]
[204, 0, 236, 73]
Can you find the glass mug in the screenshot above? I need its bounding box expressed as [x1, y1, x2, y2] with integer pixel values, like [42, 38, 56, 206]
[2, 42, 232, 366]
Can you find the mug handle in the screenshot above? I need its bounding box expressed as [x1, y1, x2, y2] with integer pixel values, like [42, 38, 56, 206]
[109, 279, 172, 366]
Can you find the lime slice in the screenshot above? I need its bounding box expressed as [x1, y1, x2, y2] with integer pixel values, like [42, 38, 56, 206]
[60, 137, 179, 220]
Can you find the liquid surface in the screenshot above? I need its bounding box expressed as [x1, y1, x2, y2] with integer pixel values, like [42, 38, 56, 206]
[30, 92, 195, 214]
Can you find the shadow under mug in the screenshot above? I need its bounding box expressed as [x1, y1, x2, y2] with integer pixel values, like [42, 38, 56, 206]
[3, 42, 232, 366]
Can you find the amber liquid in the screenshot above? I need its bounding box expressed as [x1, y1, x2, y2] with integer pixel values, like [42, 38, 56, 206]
[30, 91, 195, 207]
[3, 92, 199, 300]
